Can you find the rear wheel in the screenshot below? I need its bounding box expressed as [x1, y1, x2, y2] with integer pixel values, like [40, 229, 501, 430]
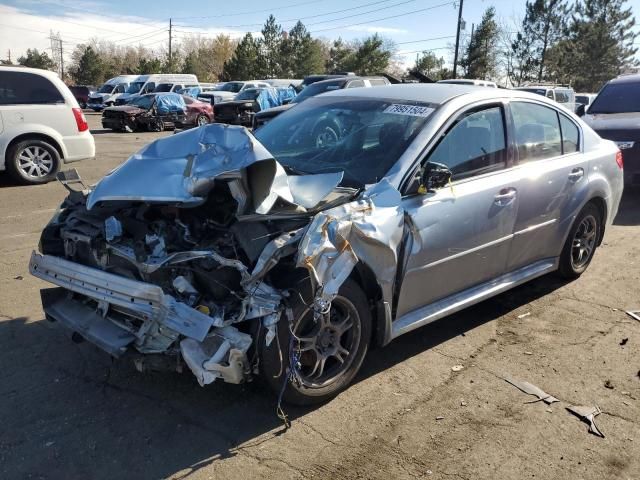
[6, 139, 60, 185]
[260, 279, 371, 405]
[196, 114, 209, 126]
[557, 202, 602, 278]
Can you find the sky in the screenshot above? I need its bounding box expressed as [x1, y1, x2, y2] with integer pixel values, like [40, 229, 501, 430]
[0, 0, 638, 71]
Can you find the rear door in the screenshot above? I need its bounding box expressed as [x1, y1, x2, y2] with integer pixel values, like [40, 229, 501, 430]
[395, 103, 519, 318]
[504, 100, 585, 270]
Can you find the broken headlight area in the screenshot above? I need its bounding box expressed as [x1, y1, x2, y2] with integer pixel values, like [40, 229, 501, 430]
[30, 124, 373, 389]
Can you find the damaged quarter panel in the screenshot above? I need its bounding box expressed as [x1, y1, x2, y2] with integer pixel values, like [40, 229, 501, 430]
[30, 84, 623, 406]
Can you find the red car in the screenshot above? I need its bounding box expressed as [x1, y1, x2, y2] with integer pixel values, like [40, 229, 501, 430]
[181, 96, 213, 127]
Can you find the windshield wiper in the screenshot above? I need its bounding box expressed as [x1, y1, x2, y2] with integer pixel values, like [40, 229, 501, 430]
[283, 165, 311, 175]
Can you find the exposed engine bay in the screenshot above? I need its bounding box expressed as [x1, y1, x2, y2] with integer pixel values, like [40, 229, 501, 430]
[30, 124, 405, 390]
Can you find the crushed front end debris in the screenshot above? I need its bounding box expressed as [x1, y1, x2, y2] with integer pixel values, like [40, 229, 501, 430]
[30, 124, 406, 401]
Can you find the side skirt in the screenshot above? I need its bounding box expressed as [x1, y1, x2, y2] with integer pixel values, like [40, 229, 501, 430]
[390, 258, 559, 340]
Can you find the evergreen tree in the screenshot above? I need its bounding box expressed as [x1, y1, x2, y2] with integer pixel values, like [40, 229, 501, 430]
[280, 21, 325, 77]
[222, 33, 262, 80]
[17, 49, 56, 70]
[325, 38, 353, 73]
[259, 15, 283, 77]
[414, 51, 446, 80]
[553, 0, 638, 91]
[460, 7, 500, 80]
[71, 46, 104, 85]
[344, 34, 393, 75]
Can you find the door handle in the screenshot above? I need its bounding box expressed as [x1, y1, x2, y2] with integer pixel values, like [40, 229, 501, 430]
[568, 167, 584, 182]
[494, 188, 517, 205]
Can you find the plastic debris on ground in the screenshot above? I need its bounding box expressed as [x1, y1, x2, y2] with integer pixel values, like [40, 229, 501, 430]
[451, 364, 464, 372]
[566, 405, 605, 437]
[504, 376, 559, 404]
[625, 310, 640, 322]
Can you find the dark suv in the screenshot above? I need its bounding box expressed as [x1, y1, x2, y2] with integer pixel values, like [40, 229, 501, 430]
[68, 85, 95, 109]
[581, 74, 640, 185]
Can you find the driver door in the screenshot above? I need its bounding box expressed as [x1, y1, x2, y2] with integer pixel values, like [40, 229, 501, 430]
[395, 103, 520, 318]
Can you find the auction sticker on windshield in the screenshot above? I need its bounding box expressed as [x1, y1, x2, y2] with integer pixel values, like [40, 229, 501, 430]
[384, 104, 435, 117]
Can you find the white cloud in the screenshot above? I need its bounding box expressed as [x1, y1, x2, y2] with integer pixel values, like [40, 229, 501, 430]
[0, 4, 244, 63]
[345, 25, 408, 34]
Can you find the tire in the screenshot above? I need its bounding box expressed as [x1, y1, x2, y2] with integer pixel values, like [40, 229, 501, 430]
[6, 139, 60, 185]
[149, 119, 164, 132]
[196, 114, 209, 126]
[260, 278, 372, 405]
[557, 202, 602, 279]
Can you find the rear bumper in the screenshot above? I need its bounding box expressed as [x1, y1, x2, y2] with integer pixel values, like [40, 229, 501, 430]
[29, 252, 216, 355]
[61, 131, 95, 163]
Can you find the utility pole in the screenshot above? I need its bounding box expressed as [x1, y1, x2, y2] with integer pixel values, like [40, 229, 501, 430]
[59, 38, 64, 80]
[7, 49, 11, 64]
[452, 0, 464, 79]
[168, 18, 172, 72]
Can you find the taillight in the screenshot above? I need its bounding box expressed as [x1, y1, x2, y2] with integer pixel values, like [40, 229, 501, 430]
[616, 150, 624, 170]
[72, 107, 89, 132]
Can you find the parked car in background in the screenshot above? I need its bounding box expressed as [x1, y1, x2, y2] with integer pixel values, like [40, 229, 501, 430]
[87, 75, 139, 111]
[209, 81, 271, 104]
[68, 85, 95, 108]
[438, 79, 498, 87]
[31, 84, 622, 405]
[580, 73, 640, 185]
[260, 78, 303, 90]
[176, 95, 213, 128]
[214, 87, 296, 127]
[101, 93, 186, 132]
[253, 76, 390, 129]
[513, 84, 576, 111]
[575, 93, 597, 109]
[113, 74, 200, 106]
[299, 73, 355, 91]
[0, 67, 94, 184]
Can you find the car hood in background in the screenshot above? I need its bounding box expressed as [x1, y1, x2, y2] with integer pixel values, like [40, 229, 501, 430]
[86, 123, 344, 213]
[103, 106, 146, 115]
[258, 104, 294, 116]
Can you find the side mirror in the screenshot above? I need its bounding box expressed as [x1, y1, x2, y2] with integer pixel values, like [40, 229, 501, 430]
[420, 162, 452, 193]
[576, 104, 586, 117]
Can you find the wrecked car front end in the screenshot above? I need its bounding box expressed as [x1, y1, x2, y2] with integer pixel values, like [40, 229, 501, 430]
[30, 124, 396, 392]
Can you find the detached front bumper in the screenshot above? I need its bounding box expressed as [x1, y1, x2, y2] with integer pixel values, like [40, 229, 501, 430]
[29, 252, 216, 355]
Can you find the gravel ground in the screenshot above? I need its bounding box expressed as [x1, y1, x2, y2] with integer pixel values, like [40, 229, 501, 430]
[0, 113, 638, 480]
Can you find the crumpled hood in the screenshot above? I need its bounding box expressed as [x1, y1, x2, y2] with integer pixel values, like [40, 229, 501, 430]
[86, 123, 344, 213]
[104, 105, 146, 115]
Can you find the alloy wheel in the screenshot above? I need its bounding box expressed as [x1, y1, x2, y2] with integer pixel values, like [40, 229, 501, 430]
[293, 296, 361, 388]
[18, 146, 54, 179]
[197, 115, 208, 126]
[571, 214, 597, 269]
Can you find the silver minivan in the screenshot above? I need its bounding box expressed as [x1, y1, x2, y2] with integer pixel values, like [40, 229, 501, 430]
[30, 84, 623, 405]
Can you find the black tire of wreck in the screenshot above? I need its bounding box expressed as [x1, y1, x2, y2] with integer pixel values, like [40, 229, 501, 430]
[259, 279, 372, 406]
[557, 202, 602, 279]
[6, 139, 60, 185]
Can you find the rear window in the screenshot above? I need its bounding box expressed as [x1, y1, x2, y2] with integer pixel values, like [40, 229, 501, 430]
[0, 71, 65, 105]
[589, 81, 640, 114]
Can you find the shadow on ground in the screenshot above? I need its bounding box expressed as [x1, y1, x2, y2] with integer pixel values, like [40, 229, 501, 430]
[0, 274, 566, 480]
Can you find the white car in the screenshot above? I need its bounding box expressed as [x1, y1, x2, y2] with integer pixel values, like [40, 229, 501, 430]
[211, 81, 271, 103]
[0, 66, 95, 184]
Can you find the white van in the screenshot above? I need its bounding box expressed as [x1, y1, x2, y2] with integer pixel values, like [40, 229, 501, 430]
[514, 85, 576, 110]
[115, 74, 199, 105]
[87, 75, 139, 111]
[0, 67, 95, 184]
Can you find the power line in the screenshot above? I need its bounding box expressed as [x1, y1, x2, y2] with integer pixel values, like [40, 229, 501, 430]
[172, 0, 319, 20]
[396, 35, 456, 45]
[310, 1, 456, 33]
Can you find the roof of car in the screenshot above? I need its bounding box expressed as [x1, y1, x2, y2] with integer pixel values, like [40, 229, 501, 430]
[321, 83, 556, 106]
[611, 73, 640, 84]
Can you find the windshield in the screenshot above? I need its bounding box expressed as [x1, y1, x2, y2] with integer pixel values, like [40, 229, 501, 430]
[126, 82, 145, 93]
[154, 83, 173, 92]
[254, 96, 436, 188]
[218, 82, 243, 93]
[235, 89, 261, 100]
[97, 84, 114, 94]
[292, 80, 345, 104]
[589, 82, 640, 114]
[129, 95, 154, 109]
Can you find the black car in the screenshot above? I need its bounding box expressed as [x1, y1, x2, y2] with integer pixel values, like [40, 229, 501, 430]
[581, 74, 640, 185]
[102, 93, 186, 132]
[213, 88, 266, 127]
[68, 85, 95, 108]
[253, 76, 389, 129]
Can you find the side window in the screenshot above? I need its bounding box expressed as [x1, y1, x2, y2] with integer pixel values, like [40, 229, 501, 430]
[114, 84, 126, 94]
[511, 102, 562, 162]
[427, 106, 507, 181]
[143, 82, 155, 93]
[559, 114, 580, 153]
[0, 71, 64, 105]
[369, 78, 387, 86]
[555, 90, 569, 103]
[347, 80, 365, 88]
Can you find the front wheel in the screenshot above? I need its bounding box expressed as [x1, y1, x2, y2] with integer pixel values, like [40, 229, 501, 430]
[557, 202, 602, 278]
[260, 279, 371, 405]
[196, 114, 209, 126]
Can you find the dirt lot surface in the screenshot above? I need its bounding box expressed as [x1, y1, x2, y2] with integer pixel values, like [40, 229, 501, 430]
[1, 113, 639, 480]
